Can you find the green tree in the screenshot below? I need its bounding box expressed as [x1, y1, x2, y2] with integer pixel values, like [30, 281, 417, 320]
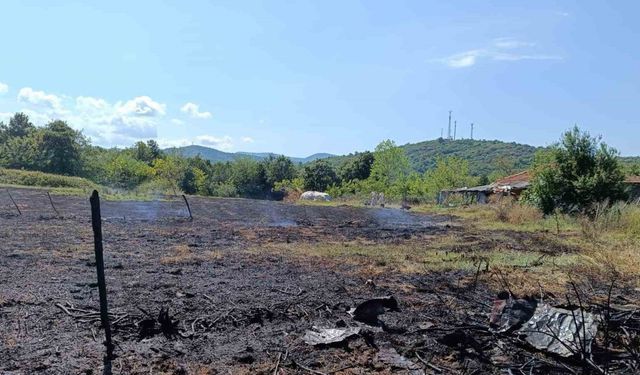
[339, 151, 374, 182]
[0, 121, 7, 144]
[625, 163, 640, 176]
[230, 158, 268, 198]
[369, 140, 411, 196]
[106, 153, 154, 189]
[0, 135, 40, 170]
[528, 126, 627, 215]
[262, 155, 297, 187]
[180, 166, 207, 195]
[302, 159, 338, 191]
[132, 140, 163, 165]
[153, 155, 186, 194]
[7, 112, 36, 138]
[423, 157, 479, 199]
[39, 120, 87, 175]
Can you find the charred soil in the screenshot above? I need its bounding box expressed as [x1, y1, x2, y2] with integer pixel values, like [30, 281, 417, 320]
[0, 188, 638, 374]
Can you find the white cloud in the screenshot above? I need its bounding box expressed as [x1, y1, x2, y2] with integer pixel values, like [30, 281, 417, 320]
[0, 82, 8, 94]
[493, 38, 534, 49]
[180, 102, 212, 119]
[117, 96, 166, 117]
[444, 50, 483, 68]
[440, 39, 561, 69]
[17, 87, 63, 113]
[194, 135, 233, 150]
[157, 138, 192, 148]
[2, 86, 232, 149]
[76, 96, 109, 112]
[241, 136, 255, 143]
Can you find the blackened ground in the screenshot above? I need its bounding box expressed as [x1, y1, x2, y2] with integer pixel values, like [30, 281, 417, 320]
[0, 188, 638, 374]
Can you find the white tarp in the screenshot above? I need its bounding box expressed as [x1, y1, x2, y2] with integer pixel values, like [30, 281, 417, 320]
[300, 191, 332, 201]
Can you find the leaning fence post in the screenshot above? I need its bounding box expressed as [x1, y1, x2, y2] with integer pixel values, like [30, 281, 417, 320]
[47, 191, 59, 216]
[89, 190, 114, 375]
[6, 189, 21, 215]
[182, 194, 193, 221]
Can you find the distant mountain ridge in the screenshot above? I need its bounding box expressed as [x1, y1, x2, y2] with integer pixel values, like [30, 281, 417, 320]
[167, 139, 639, 177]
[165, 145, 334, 164]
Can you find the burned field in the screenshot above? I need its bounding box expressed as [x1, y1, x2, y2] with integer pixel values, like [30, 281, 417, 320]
[1, 188, 639, 374]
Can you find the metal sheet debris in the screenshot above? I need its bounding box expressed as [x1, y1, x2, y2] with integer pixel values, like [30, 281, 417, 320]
[376, 348, 424, 375]
[303, 327, 361, 346]
[489, 297, 537, 333]
[517, 303, 598, 357]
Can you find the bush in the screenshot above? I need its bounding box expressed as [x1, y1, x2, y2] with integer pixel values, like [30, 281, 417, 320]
[0, 168, 97, 189]
[528, 127, 627, 215]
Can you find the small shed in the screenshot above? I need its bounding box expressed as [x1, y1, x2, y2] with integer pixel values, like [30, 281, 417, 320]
[437, 185, 493, 205]
[438, 171, 532, 205]
[625, 176, 640, 200]
[492, 171, 531, 198]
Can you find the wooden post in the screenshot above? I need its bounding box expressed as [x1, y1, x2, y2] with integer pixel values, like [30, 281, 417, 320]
[6, 189, 21, 215]
[89, 190, 114, 374]
[182, 194, 193, 221]
[47, 192, 59, 216]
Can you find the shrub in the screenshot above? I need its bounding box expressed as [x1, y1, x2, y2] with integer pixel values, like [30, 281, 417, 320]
[528, 127, 627, 215]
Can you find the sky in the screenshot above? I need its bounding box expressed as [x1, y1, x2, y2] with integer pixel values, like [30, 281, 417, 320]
[0, 1, 639, 156]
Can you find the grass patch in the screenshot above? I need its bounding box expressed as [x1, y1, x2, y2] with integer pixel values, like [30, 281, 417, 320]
[252, 238, 582, 276]
[0, 168, 97, 189]
[160, 244, 222, 265]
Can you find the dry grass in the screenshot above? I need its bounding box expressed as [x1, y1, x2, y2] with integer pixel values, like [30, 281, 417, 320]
[160, 244, 222, 265]
[251, 233, 582, 294]
[491, 196, 544, 225]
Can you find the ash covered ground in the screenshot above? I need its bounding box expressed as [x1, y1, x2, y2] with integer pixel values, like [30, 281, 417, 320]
[1, 188, 638, 374]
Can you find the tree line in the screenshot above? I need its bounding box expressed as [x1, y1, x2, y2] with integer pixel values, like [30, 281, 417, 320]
[1, 112, 638, 214]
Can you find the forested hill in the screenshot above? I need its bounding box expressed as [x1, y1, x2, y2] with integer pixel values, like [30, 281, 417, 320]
[403, 139, 540, 175]
[326, 139, 541, 177]
[167, 139, 635, 178]
[165, 145, 334, 164]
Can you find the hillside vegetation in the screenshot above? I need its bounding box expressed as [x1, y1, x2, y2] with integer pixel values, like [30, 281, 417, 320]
[327, 139, 540, 177]
[0, 168, 97, 190]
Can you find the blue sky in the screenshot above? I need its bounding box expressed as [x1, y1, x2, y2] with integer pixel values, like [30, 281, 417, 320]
[0, 1, 639, 156]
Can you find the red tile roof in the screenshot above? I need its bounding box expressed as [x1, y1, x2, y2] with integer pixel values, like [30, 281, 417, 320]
[626, 175, 640, 184]
[494, 171, 531, 186]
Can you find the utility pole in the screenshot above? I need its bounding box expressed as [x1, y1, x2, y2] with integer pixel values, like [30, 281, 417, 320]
[440, 128, 443, 139]
[470, 123, 475, 140]
[454, 120, 457, 140]
[447, 110, 452, 140]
